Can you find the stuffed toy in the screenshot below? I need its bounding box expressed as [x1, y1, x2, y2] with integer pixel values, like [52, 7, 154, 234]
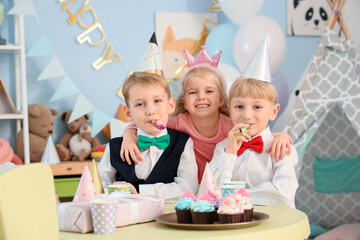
[16, 103, 58, 163]
[0, 138, 23, 165]
[69, 124, 92, 161]
[56, 111, 101, 161]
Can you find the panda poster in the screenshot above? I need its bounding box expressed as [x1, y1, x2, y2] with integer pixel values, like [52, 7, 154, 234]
[155, 13, 217, 80]
[287, 0, 335, 36]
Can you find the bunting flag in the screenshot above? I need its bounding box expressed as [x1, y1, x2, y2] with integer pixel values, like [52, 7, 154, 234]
[91, 109, 113, 138]
[49, 76, 79, 102]
[37, 56, 66, 81]
[68, 94, 94, 123]
[40, 135, 61, 165]
[26, 36, 54, 57]
[110, 119, 128, 138]
[7, 0, 39, 24]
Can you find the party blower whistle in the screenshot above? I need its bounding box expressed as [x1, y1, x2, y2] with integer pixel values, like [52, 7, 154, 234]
[150, 120, 166, 130]
[233, 124, 250, 136]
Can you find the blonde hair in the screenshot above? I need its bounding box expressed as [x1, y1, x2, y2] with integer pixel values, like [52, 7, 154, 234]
[229, 77, 278, 104]
[122, 72, 170, 106]
[173, 66, 229, 116]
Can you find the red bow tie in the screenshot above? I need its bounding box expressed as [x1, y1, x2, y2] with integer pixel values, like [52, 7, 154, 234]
[237, 136, 264, 156]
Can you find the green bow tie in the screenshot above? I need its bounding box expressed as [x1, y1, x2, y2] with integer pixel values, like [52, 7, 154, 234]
[138, 134, 170, 151]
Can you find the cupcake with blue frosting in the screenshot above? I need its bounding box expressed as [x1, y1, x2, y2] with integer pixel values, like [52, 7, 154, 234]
[191, 200, 216, 224]
[175, 190, 196, 223]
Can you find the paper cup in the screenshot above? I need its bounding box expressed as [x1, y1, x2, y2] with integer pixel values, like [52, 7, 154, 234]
[223, 181, 246, 189]
[221, 184, 246, 197]
[107, 183, 131, 194]
[91, 199, 118, 235]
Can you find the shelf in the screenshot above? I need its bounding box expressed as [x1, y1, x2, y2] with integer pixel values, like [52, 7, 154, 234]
[0, 113, 23, 119]
[50, 160, 99, 176]
[0, 44, 21, 52]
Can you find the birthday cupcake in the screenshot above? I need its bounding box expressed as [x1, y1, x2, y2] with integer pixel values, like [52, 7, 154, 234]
[217, 194, 243, 224]
[236, 189, 254, 222]
[191, 200, 216, 224]
[208, 190, 222, 221]
[175, 191, 195, 223]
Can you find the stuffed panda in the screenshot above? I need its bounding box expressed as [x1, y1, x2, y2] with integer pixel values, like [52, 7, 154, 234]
[289, 0, 333, 36]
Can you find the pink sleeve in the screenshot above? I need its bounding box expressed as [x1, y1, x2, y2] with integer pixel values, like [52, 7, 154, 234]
[166, 116, 178, 130]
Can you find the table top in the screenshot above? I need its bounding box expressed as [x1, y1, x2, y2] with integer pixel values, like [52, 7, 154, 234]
[59, 205, 310, 240]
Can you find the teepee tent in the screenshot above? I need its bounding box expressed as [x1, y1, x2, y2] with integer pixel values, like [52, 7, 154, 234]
[284, 0, 360, 229]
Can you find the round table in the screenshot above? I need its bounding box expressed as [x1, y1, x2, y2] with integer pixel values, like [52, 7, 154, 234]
[59, 204, 310, 240]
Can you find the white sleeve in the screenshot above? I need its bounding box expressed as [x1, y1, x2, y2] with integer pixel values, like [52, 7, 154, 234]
[248, 148, 299, 208]
[209, 140, 237, 189]
[139, 137, 198, 201]
[97, 143, 116, 188]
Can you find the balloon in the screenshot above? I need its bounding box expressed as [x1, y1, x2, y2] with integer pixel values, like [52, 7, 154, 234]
[218, 0, 264, 26]
[233, 16, 286, 74]
[272, 71, 290, 117]
[205, 23, 238, 67]
[218, 63, 241, 94]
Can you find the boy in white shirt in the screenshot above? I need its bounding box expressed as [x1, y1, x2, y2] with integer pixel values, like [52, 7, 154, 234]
[98, 72, 198, 200]
[210, 77, 298, 208]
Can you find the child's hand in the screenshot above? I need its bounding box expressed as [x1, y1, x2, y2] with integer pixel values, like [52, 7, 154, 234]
[120, 129, 143, 165]
[266, 132, 292, 161]
[225, 123, 251, 155]
[129, 183, 138, 194]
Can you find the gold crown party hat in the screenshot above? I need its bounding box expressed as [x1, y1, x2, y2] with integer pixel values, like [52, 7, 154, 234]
[91, 159, 104, 194]
[134, 32, 164, 76]
[242, 36, 272, 83]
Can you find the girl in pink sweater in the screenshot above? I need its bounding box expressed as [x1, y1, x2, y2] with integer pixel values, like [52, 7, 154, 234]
[120, 47, 291, 182]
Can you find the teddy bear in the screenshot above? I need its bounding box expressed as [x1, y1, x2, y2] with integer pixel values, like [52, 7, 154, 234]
[56, 110, 101, 161]
[69, 124, 92, 161]
[16, 103, 58, 163]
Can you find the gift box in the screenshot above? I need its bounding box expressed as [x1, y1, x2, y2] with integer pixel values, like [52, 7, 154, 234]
[57, 193, 165, 233]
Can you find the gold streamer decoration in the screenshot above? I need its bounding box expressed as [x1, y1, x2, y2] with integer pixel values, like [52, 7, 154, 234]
[90, 159, 104, 194]
[208, 0, 222, 12]
[173, 19, 218, 81]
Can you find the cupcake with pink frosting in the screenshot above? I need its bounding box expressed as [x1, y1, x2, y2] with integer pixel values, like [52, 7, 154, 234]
[217, 194, 243, 223]
[236, 188, 254, 222]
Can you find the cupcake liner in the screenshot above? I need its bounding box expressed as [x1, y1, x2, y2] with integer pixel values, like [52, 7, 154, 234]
[243, 208, 254, 222]
[217, 213, 241, 224]
[191, 211, 216, 224]
[176, 209, 192, 223]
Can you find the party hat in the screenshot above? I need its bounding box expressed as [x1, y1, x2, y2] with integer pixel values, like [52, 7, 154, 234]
[40, 135, 61, 164]
[90, 159, 104, 194]
[197, 162, 217, 198]
[184, 45, 222, 68]
[134, 32, 164, 76]
[73, 166, 97, 202]
[242, 36, 272, 83]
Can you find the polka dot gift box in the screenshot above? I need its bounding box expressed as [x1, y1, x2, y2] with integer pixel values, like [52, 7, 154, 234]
[91, 199, 118, 235]
[73, 166, 97, 202]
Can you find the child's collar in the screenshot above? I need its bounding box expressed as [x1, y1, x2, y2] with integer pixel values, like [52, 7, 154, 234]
[137, 128, 168, 138]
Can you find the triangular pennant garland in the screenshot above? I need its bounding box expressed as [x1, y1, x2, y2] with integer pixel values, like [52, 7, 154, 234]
[68, 94, 94, 123]
[49, 76, 79, 102]
[26, 36, 54, 57]
[37, 56, 66, 81]
[110, 119, 128, 138]
[91, 109, 112, 138]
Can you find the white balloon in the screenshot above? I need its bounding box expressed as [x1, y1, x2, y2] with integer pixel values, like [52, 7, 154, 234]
[218, 63, 241, 95]
[219, 0, 264, 26]
[233, 16, 286, 74]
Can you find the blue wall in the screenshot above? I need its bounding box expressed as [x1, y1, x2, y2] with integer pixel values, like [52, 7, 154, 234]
[0, 0, 320, 150]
